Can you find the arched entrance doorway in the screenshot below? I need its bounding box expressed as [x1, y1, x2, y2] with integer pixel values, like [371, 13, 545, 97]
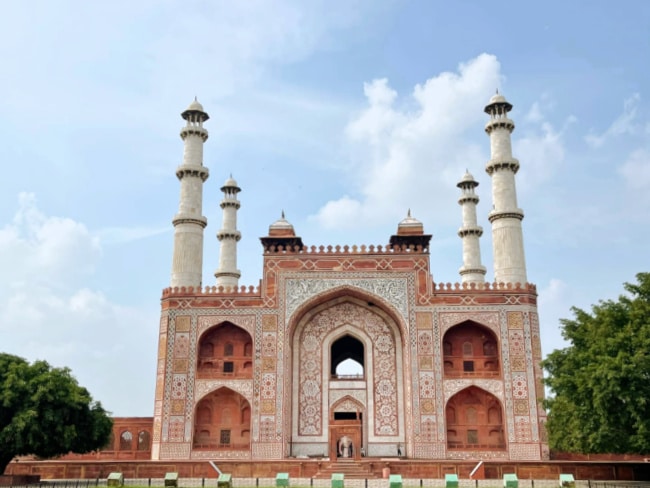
[290, 295, 405, 458]
[329, 396, 365, 460]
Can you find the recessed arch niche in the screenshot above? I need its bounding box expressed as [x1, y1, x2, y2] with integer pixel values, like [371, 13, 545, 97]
[196, 322, 253, 378]
[442, 321, 500, 377]
[446, 386, 505, 450]
[193, 387, 251, 450]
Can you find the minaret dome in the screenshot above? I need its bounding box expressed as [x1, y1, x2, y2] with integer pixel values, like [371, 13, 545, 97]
[169, 98, 210, 289]
[484, 92, 528, 284]
[457, 171, 486, 284]
[214, 175, 242, 289]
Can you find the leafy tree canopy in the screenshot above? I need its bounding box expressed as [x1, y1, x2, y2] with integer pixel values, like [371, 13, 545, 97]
[542, 273, 650, 454]
[0, 353, 112, 473]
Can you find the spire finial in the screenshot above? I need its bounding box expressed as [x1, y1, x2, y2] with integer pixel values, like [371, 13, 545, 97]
[281, 210, 285, 219]
[407, 208, 411, 218]
[496, 88, 499, 95]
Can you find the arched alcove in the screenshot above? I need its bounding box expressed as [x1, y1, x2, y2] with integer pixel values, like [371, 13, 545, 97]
[446, 386, 505, 450]
[196, 322, 253, 379]
[119, 430, 132, 451]
[137, 430, 151, 451]
[442, 321, 500, 377]
[193, 387, 251, 450]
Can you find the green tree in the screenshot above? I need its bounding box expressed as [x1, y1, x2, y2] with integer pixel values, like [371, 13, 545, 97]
[542, 273, 650, 454]
[0, 354, 113, 473]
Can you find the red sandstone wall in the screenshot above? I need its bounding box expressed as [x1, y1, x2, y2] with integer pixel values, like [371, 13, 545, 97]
[5, 459, 649, 481]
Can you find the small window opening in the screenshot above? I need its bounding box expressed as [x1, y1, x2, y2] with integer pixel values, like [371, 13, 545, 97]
[220, 429, 231, 445]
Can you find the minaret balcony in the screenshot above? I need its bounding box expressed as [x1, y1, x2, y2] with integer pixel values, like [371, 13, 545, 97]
[484, 118, 515, 134]
[458, 194, 479, 205]
[217, 230, 242, 241]
[176, 165, 209, 181]
[457, 227, 483, 238]
[220, 200, 241, 209]
[485, 159, 520, 174]
[459, 265, 486, 276]
[488, 209, 524, 223]
[172, 214, 208, 228]
[180, 126, 208, 141]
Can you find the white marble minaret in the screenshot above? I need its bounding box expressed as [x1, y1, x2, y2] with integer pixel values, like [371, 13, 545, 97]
[214, 176, 242, 289]
[457, 171, 486, 284]
[484, 92, 527, 284]
[170, 98, 209, 288]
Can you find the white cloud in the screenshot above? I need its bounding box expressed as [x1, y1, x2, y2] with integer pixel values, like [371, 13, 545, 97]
[618, 148, 650, 190]
[585, 93, 641, 147]
[0, 193, 101, 287]
[312, 53, 502, 230]
[0, 1, 380, 131]
[525, 102, 544, 123]
[0, 194, 156, 416]
[515, 107, 576, 193]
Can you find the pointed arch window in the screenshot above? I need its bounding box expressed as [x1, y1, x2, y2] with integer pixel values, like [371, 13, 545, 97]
[138, 431, 151, 451]
[119, 431, 133, 451]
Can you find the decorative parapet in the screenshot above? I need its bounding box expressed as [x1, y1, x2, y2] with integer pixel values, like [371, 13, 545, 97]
[431, 281, 536, 293]
[160, 280, 536, 298]
[162, 285, 262, 297]
[263, 243, 429, 254]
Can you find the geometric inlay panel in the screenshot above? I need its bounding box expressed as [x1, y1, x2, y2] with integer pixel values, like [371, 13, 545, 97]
[507, 311, 524, 329]
[419, 372, 435, 398]
[286, 277, 408, 321]
[176, 315, 191, 332]
[439, 312, 500, 336]
[513, 398, 529, 415]
[416, 312, 433, 330]
[509, 330, 525, 356]
[194, 379, 254, 403]
[511, 373, 528, 399]
[443, 379, 504, 403]
[197, 315, 256, 338]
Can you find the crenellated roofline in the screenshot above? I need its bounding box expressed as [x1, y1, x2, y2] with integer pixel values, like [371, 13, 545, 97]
[161, 280, 536, 298]
[262, 243, 430, 254]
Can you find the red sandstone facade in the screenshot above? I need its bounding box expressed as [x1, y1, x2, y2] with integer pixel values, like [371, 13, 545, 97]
[151, 223, 548, 462]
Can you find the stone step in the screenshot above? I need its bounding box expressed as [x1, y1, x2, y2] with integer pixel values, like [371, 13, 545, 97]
[314, 460, 377, 479]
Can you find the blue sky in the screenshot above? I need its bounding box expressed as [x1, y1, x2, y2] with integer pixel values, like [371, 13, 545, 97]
[1, 1, 649, 416]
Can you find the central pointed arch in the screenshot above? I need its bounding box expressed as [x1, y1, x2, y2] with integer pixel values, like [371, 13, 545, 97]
[286, 289, 408, 458]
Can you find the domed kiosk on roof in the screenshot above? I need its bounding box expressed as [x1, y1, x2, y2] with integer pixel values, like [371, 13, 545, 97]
[260, 211, 304, 251]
